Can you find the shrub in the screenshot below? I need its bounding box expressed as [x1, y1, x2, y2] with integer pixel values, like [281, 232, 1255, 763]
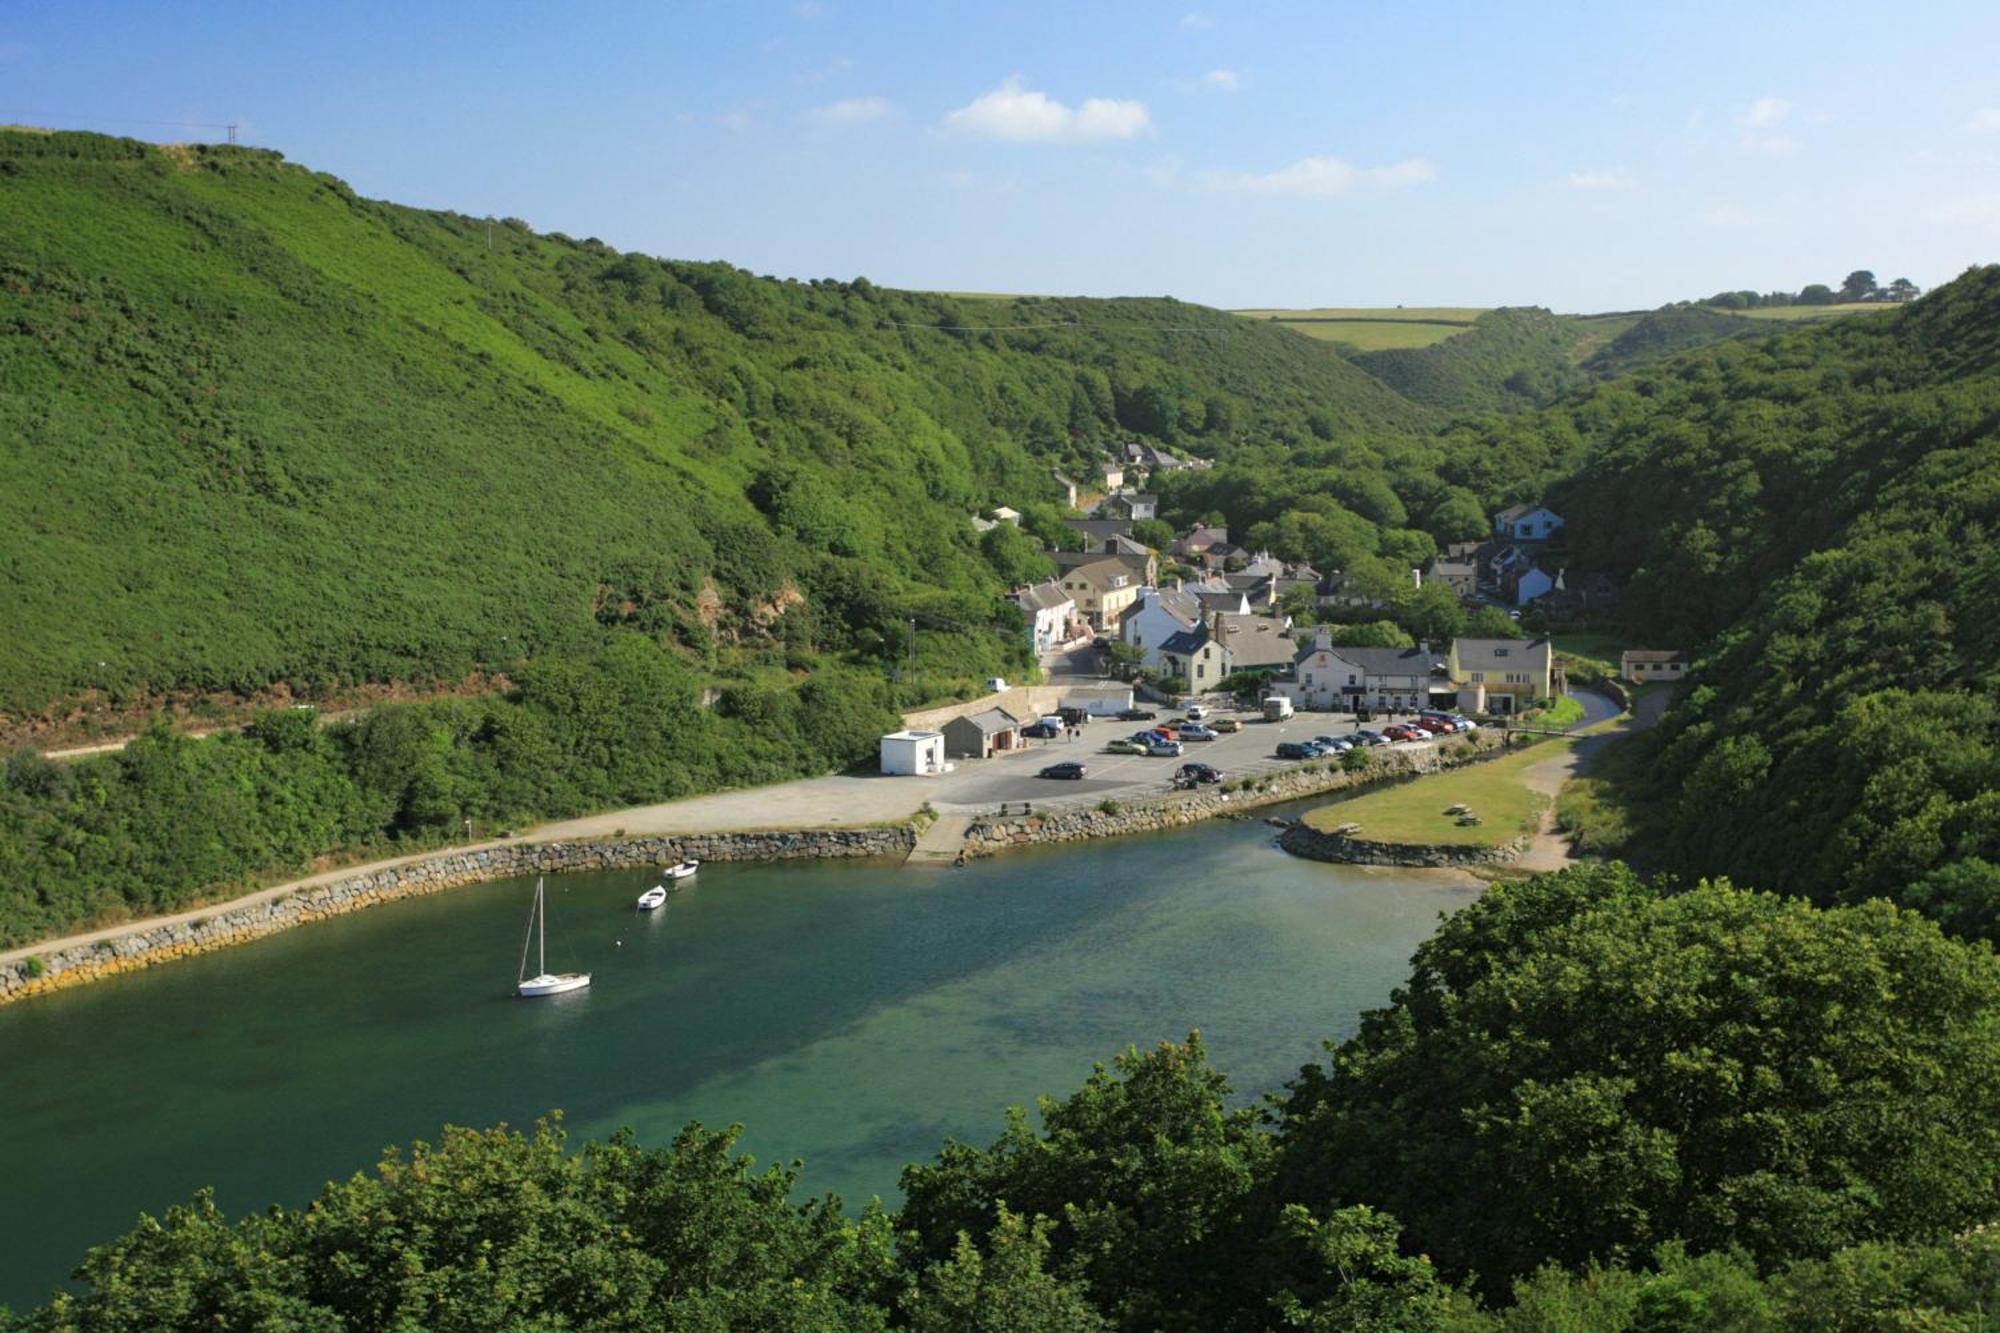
[1097, 799, 1122, 815]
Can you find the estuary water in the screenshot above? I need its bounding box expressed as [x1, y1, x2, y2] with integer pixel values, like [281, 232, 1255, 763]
[0, 810, 1474, 1310]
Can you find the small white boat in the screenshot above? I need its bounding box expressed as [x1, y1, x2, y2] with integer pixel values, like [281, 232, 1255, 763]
[660, 860, 699, 880]
[516, 877, 590, 998]
[636, 885, 668, 912]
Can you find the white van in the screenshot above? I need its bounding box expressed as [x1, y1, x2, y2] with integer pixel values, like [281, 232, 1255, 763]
[1184, 704, 1208, 721]
[1262, 696, 1294, 721]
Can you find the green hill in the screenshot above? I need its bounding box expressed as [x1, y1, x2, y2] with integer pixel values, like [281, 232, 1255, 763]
[0, 130, 1429, 724]
[1580, 303, 1761, 375]
[1508, 269, 2000, 932]
[1348, 307, 1588, 417]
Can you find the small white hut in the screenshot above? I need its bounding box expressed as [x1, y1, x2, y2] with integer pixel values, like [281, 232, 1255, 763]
[879, 729, 946, 776]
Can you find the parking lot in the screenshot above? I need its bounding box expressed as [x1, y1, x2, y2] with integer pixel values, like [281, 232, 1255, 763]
[925, 704, 1448, 815]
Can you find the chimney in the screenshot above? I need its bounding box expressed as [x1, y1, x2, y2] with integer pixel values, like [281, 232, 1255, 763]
[1313, 624, 1333, 651]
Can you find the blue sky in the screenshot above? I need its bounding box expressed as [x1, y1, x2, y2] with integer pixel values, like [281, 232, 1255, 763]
[5, 1, 1998, 308]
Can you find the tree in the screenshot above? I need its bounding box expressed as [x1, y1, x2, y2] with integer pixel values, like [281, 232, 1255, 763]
[1330, 621, 1415, 648]
[1129, 517, 1177, 552]
[900, 1035, 1277, 1331]
[1885, 276, 1921, 302]
[1398, 582, 1466, 645]
[1797, 283, 1835, 305]
[980, 523, 1055, 588]
[1839, 269, 1879, 303]
[1278, 865, 2000, 1288]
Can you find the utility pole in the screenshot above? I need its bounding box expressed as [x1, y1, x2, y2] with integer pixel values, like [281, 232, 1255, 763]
[226, 123, 238, 145]
[908, 617, 917, 680]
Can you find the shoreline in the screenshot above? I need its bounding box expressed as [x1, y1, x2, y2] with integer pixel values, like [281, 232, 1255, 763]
[0, 732, 1526, 1007]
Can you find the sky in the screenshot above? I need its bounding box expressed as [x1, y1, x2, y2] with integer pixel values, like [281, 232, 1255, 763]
[4, 0, 1998, 310]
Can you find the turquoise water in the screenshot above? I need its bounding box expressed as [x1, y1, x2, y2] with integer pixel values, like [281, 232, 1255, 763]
[0, 813, 1474, 1311]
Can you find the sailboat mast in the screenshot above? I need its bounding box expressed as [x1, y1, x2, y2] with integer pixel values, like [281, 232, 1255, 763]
[537, 878, 547, 976]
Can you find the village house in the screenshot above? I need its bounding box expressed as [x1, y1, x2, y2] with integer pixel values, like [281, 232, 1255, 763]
[1051, 471, 1079, 508]
[1060, 557, 1144, 630]
[1171, 525, 1228, 560]
[1535, 570, 1621, 623]
[1121, 584, 1200, 669]
[1285, 628, 1445, 712]
[942, 707, 1023, 760]
[1493, 503, 1565, 543]
[1099, 461, 1125, 492]
[1423, 552, 1479, 600]
[1621, 649, 1689, 683]
[1053, 545, 1157, 590]
[990, 506, 1021, 526]
[1157, 623, 1228, 693]
[1449, 638, 1555, 715]
[1155, 612, 1296, 693]
[1101, 491, 1158, 522]
[1013, 580, 1077, 656]
[1512, 565, 1554, 607]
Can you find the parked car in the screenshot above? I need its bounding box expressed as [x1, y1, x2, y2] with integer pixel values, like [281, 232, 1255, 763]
[1312, 735, 1353, 752]
[1147, 739, 1185, 758]
[1406, 719, 1443, 735]
[1211, 716, 1243, 733]
[1175, 762, 1225, 785]
[1022, 720, 1061, 739]
[1350, 730, 1388, 747]
[1104, 738, 1147, 755]
[1117, 708, 1158, 722]
[1276, 741, 1316, 760]
[1179, 723, 1217, 742]
[1449, 716, 1478, 731]
[1382, 725, 1422, 742]
[1184, 704, 1209, 721]
[1038, 761, 1088, 780]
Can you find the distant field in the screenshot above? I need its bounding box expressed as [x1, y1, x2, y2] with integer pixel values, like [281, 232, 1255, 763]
[1234, 307, 1487, 351]
[1736, 302, 1888, 321]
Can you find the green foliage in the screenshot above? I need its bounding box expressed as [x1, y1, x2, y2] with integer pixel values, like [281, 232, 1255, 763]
[1518, 266, 2000, 929]
[0, 130, 1423, 720]
[899, 1035, 1278, 1332]
[1582, 305, 1759, 376]
[1353, 308, 1588, 416]
[1328, 620, 1415, 648]
[1278, 865, 2000, 1288]
[18, 1116, 901, 1330]
[0, 641, 905, 948]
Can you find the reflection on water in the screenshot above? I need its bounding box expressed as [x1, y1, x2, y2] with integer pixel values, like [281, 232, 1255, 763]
[0, 813, 1473, 1309]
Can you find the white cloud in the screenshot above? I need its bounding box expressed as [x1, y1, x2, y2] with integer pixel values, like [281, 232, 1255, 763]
[809, 96, 895, 128]
[1738, 97, 1800, 155]
[943, 77, 1150, 143]
[1742, 96, 1790, 129]
[1179, 11, 1214, 29]
[1568, 169, 1636, 191]
[1964, 107, 2000, 134]
[718, 108, 756, 132]
[1199, 68, 1240, 92]
[1207, 154, 1436, 198]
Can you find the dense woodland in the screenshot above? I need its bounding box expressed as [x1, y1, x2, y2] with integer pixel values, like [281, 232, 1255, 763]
[6, 130, 2000, 1325]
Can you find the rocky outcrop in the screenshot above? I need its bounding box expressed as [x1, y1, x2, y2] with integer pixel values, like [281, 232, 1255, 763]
[1277, 821, 1527, 868]
[0, 827, 911, 1006]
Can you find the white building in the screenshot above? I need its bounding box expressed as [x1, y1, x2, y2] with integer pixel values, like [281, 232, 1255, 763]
[1515, 566, 1554, 606]
[879, 730, 946, 776]
[1493, 503, 1564, 542]
[1014, 580, 1077, 655]
[1121, 585, 1200, 669]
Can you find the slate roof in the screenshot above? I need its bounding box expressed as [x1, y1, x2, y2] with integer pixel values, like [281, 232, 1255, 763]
[1621, 649, 1686, 665]
[1215, 614, 1296, 669]
[1015, 581, 1072, 613]
[1303, 644, 1443, 677]
[1453, 638, 1553, 673]
[953, 707, 1022, 735]
[1159, 627, 1210, 657]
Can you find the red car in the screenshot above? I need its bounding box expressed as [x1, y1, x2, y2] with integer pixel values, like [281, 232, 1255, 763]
[1382, 724, 1423, 741]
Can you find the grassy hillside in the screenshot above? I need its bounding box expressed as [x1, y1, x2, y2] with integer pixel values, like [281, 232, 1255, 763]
[1579, 304, 1761, 375]
[1348, 307, 1589, 416]
[0, 130, 1429, 724]
[1230, 307, 1483, 351]
[1491, 270, 2000, 933]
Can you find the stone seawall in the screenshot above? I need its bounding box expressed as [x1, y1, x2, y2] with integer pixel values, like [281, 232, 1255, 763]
[1277, 821, 1527, 868]
[960, 734, 1504, 853]
[0, 827, 911, 1007]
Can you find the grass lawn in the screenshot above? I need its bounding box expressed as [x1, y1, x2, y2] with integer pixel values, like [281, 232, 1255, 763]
[1737, 302, 1888, 321]
[1303, 741, 1573, 846]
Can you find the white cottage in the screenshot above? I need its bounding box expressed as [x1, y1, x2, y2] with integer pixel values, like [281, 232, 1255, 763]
[879, 730, 946, 776]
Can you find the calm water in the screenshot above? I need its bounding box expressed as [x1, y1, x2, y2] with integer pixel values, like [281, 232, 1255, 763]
[0, 812, 1474, 1310]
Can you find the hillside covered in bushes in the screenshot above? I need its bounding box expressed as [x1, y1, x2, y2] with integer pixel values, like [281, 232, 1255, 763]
[0, 129, 1428, 725]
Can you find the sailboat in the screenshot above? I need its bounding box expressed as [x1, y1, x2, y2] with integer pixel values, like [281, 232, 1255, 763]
[516, 877, 591, 997]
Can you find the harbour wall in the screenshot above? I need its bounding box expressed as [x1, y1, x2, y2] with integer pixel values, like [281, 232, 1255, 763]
[0, 827, 910, 1006]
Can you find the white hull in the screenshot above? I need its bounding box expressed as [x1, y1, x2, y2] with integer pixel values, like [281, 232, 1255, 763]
[661, 860, 700, 880]
[518, 971, 591, 997]
[636, 887, 668, 911]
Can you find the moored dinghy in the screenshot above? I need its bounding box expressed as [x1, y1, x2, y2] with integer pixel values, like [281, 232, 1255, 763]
[517, 877, 591, 997]
[635, 885, 668, 912]
[661, 860, 699, 880]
